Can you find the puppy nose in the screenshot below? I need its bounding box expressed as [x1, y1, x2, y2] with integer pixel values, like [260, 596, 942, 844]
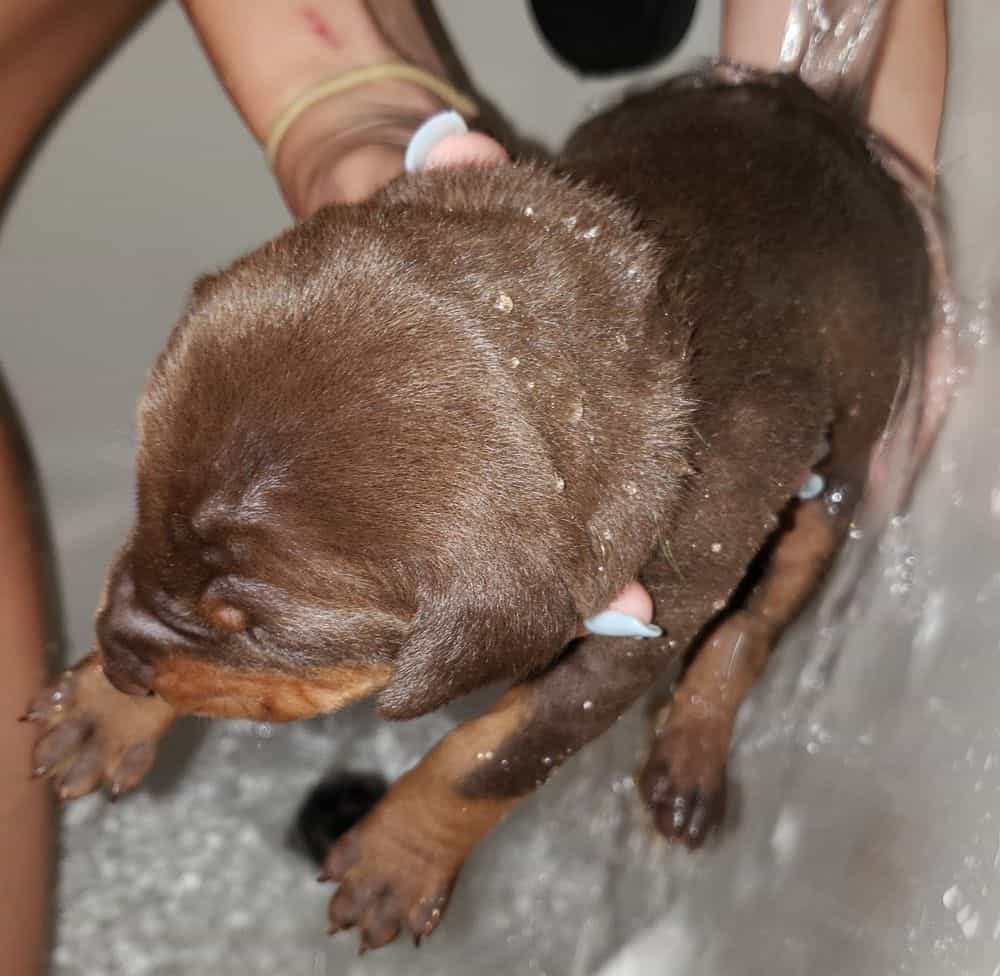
[97, 569, 180, 697]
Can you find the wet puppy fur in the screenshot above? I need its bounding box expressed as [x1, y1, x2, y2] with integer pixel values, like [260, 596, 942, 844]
[100, 69, 929, 786]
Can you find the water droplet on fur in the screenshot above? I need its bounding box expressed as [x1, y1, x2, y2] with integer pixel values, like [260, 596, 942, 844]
[523, 205, 536, 217]
[582, 226, 599, 240]
[495, 292, 513, 313]
[510, 356, 520, 368]
[562, 215, 578, 230]
[582, 700, 594, 711]
[623, 482, 639, 497]
[555, 476, 566, 493]
[711, 542, 722, 553]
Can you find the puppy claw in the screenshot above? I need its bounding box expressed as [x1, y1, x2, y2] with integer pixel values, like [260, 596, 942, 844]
[55, 750, 105, 802]
[110, 741, 157, 795]
[323, 833, 360, 881]
[671, 794, 687, 829]
[359, 893, 402, 951]
[33, 716, 92, 771]
[686, 800, 712, 847]
[407, 895, 447, 941]
[328, 886, 360, 933]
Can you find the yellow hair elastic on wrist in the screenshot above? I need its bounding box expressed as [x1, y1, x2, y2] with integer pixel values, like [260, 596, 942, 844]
[264, 63, 479, 167]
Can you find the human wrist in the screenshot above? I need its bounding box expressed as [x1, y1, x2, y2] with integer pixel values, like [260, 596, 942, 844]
[272, 76, 447, 215]
[184, 0, 469, 210]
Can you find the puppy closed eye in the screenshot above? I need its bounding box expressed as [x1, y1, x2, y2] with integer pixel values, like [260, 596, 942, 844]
[199, 594, 249, 634]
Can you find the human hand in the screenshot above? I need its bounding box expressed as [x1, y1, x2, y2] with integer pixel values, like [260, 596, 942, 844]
[273, 76, 445, 216]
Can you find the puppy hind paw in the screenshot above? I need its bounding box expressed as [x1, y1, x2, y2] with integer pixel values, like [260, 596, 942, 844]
[639, 719, 729, 849]
[322, 825, 454, 950]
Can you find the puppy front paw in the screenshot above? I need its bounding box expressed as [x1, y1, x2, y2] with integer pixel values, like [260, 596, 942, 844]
[23, 653, 175, 801]
[639, 714, 729, 849]
[322, 813, 458, 951]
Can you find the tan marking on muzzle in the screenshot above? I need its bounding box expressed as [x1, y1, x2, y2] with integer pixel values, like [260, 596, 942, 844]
[153, 656, 392, 722]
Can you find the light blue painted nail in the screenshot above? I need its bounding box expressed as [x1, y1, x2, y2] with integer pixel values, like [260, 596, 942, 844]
[583, 610, 663, 639]
[404, 110, 469, 174]
[798, 472, 826, 500]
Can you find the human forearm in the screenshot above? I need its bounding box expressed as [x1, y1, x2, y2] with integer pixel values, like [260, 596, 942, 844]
[0, 0, 157, 199]
[867, 0, 947, 179]
[723, 0, 947, 180]
[0, 401, 53, 976]
[182, 0, 455, 213]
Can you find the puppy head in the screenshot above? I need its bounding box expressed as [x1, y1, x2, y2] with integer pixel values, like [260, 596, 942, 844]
[98, 166, 684, 721]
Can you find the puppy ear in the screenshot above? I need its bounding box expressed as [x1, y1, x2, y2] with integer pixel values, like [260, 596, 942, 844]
[375, 573, 577, 720]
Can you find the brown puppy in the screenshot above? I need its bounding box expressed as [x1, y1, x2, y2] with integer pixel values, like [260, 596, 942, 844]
[27, 67, 932, 949]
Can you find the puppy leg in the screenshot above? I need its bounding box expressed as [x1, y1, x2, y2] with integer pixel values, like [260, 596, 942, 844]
[640, 496, 840, 846]
[24, 652, 175, 800]
[324, 632, 666, 950]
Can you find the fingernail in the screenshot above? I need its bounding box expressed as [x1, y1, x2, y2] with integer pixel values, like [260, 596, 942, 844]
[798, 472, 825, 499]
[404, 110, 469, 174]
[583, 611, 663, 638]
